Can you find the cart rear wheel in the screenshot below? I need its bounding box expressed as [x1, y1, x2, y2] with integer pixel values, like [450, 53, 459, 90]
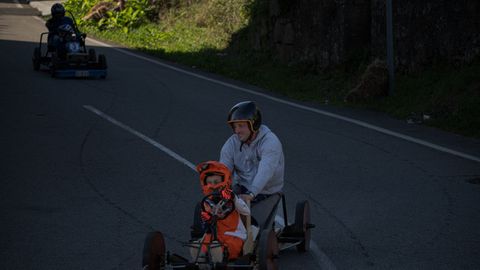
[142, 231, 166, 270]
[294, 200, 311, 252]
[258, 229, 279, 270]
[33, 47, 40, 71]
[98, 54, 107, 69]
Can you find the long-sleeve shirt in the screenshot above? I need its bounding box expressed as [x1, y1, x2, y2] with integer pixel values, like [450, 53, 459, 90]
[220, 125, 284, 196]
[45, 16, 74, 33]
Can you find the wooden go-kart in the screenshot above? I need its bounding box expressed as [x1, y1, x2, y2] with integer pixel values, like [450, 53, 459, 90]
[142, 192, 314, 270]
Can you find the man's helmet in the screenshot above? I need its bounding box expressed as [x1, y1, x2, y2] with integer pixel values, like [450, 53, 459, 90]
[227, 101, 262, 132]
[51, 3, 65, 17]
[196, 161, 232, 195]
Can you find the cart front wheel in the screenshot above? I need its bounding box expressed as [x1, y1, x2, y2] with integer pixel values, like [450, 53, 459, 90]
[295, 200, 311, 252]
[88, 49, 96, 62]
[142, 231, 166, 270]
[258, 229, 279, 270]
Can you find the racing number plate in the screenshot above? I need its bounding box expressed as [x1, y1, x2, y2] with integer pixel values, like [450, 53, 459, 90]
[75, 70, 90, 77]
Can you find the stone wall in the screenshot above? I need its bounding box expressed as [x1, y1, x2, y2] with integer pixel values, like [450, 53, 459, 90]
[371, 0, 480, 72]
[238, 0, 480, 73]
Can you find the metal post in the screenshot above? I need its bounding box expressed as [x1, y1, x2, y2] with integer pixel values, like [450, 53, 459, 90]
[386, 0, 395, 96]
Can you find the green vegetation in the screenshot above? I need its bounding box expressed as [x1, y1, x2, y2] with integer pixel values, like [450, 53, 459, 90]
[65, 0, 154, 33]
[361, 62, 480, 138]
[64, 0, 480, 138]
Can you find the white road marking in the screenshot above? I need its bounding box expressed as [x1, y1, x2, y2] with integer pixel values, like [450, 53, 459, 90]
[83, 105, 196, 171]
[311, 241, 337, 270]
[85, 38, 480, 164]
[84, 105, 333, 269]
[29, 14, 479, 164]
[13, 0, 22, 8]
[276, 213, 337, 270]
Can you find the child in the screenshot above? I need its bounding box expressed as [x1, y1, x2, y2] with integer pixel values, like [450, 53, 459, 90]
[195, 161, 250, 261]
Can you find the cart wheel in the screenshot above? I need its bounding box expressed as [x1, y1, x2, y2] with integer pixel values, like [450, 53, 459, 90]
[50, 55, 59, 78]
[142, 231, 166, 270]
[33, 47, 41, 71]
[98, 54, 107, 69]
[294, 200, 311, 252]
[258, 229, 279, 270]
[88, 49, 96, 62]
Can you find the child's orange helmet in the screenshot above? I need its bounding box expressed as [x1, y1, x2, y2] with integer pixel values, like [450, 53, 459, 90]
[196, 161, 232, 195]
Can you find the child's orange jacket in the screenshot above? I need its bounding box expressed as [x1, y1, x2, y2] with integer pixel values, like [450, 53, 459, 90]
[203, 195, 250, 259]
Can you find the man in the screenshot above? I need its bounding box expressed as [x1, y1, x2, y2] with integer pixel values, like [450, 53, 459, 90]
[45, 3, 75, 52]
[190, 102, 284, 238]
[220, 101, 284, 209]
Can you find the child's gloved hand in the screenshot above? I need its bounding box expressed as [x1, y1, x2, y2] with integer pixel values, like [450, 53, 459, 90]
[221, 188, 233, 200]
[201, 211, 212, 223]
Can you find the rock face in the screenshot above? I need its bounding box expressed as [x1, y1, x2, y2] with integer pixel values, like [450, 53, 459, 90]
[240, 0, 480, 73]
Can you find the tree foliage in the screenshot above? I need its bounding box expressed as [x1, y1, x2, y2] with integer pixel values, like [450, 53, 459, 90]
[64, 0, 156, 33]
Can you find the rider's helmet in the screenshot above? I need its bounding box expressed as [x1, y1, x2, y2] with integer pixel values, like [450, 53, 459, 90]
[51, 3, 65, 18]
[227, 101, 262, 132]
[196, 161, 232, 195]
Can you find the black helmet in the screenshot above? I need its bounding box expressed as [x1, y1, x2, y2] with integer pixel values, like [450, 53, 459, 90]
[51, 3, 65, 17]
[227, 101, 262, 132]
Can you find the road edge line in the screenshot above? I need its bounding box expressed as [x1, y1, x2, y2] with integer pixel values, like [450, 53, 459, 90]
[84, 38, 480, 164]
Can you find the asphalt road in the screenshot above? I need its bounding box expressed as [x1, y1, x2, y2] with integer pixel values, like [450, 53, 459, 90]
[1, 2, 480, 269]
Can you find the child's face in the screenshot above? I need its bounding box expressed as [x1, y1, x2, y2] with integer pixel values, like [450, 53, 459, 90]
[205, 175, 223, 185]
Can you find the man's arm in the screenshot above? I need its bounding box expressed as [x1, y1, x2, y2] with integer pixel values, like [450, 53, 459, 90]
[249, 137, 283, 196]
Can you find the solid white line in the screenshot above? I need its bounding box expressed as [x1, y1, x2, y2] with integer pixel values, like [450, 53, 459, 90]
[311, 241, 337, 270]
[86, 38, 480, 164]
[32, 15, 46, 24]
[84, 105, 333, 269]
[13, 0, 22, 8]
[83, 105, 196, 171]
[276, 214, 336, 270]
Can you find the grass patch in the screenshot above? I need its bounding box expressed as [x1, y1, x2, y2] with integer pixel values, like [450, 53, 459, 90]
[68, 0, 480, 139]
[360, 62, 480, 137]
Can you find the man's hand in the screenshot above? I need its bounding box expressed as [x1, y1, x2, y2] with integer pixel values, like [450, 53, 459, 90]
[240, 193, 254, 203]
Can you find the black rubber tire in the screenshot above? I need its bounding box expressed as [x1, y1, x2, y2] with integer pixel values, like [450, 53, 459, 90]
[258, 229, 279, 270]
[50, 54, 60, 78]
[88, 48, 96, 62]
[33, 47, 41, 71]
[294, 200, 311, 252]
[142, 231, 166, 270]
[98, 54, 107, 69]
